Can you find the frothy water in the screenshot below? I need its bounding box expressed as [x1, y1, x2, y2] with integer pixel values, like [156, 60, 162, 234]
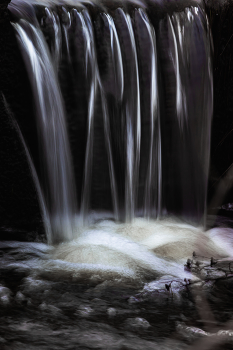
[3, 217, 233, 284]
[6, 0, 219, 284]
[41, 217, 233, 283]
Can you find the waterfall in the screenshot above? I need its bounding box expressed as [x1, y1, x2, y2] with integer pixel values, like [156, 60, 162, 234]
[134, 8, 161, 218]
[114, 8, 141, 221]
[2, 94, 52, 241]
[9, 0, 213, 244]
[12, 18, 77, 244]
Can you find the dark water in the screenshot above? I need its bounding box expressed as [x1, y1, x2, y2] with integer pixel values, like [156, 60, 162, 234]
[1, 238, 233, 350]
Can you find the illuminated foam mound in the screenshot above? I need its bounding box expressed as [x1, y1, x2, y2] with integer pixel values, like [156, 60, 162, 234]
[139, 221, 233, 261]
[49, 218, 233, 282]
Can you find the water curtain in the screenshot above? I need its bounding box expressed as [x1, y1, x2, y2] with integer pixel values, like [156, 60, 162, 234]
[9, 0, 213, 244]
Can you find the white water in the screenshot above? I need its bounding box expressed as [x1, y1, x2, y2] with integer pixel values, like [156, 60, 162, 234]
[116, 8, 141, 221]
[76, 9, 98, 222]
[1, 216, 233, 283]
[13, 20, 77, 244]
[73, 9, 120, 222]
[136, 9, 162, 218]
[49, 217, 233, 283]
[43, 7, 61, 70]
[9, 0, 215, 286]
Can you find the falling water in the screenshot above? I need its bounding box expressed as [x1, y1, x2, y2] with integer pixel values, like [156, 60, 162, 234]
[12, 18, 77, 244]
[75, 9, 98, 221]
[9, 0, 213, 244]
[2, 94, 52, 241]
[42, 7, 61, 70]
[114, 8, 141, 221]
[134, 8, 161, 218]
[161, 7, 213, 222]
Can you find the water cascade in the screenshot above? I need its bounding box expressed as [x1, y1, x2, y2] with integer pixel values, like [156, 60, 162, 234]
[6, 0, 217, 282]
[14, 20, 79, 245]
[4, 4, 233, 348]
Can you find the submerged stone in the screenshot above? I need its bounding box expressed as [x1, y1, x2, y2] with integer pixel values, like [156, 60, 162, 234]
[0, 285, 12, 306]
[15, 291, 26, 303]
[124, 317, 151, 331]
[107, 307, 117, 317]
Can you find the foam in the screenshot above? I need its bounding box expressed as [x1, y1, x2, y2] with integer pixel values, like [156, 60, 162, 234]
[49, 218, 233, 282]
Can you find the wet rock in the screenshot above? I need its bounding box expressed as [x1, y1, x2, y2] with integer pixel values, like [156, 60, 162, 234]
[107, 307, 117, 317]
[21, 276, 53, 294]
[191, 281, 204, 290]
[176, 322, 208, 340]
[176, 322, 233, 343]
[90, 298, 107, 314]
[0, 337, 6, 344]
[221, 203, 233, 211]
[0, 284, 11, 297]
[15, 291, 26, 303]
[91, 298, 107, 307]
[0, 294, 10, 306]
[180, 314, 189, 322]
[0, 284, 11, 306]
[138, 276, 186, 304]
[92, 280, 118, 292]
[76, 305, 93, 318]
[43, 289, 50, 296]
[89, 274, 103, 284]
[216, 329, 233, 338]
[128, 296, 141, 304]
[206, 268, 226, 279]
[38, 302, 48, 311]
[199, 269, 209, 279]
[39, 302, 61, 315]
[124, 317, 151, 331]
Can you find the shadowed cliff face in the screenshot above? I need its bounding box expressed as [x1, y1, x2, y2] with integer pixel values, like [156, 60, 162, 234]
[0, 0, 10, 10]
[0, 0, 44, 238]
[204, 1, 233, 214]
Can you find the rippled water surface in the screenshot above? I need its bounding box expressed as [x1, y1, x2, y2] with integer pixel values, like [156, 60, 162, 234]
[1, 218, 233, 349]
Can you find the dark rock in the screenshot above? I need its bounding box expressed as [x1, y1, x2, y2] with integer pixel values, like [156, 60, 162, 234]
[124, 317, 151, 331]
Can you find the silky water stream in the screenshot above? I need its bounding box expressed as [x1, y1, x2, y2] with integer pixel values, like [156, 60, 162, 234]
[1, 1, 233, 349]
